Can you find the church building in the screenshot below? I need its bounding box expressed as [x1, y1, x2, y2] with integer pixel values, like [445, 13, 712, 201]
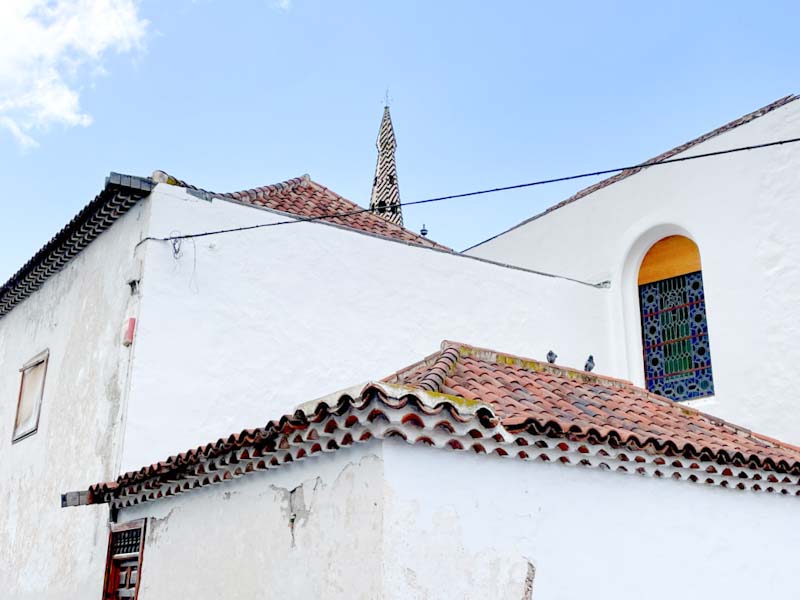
[2, 95, 800, 599]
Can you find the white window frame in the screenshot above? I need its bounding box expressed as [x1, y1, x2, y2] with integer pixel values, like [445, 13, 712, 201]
[12, 349, 49, 442]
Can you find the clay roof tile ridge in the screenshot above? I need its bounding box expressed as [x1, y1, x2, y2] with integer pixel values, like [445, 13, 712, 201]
[416, 344, 462, 392]
[152, 171, 446, 249]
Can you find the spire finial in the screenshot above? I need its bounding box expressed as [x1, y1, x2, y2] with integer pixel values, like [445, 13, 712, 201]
[384, 89, 391, 107]
[370, 103, 402, 226]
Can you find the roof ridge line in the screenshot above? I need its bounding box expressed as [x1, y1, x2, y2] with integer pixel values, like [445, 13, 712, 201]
[416, 345, 461, 392]
[152, 170, 448, 249]
[445, 340, 798, 451]
[381, 349, 448, 387]
[156, 170, 359, 209]
[302, 178, 363, 209]
[152, 171, 313, 199]
[442, 340, 637, 391]
[231, 174, 311, 199]
[307, 178, 444, 240]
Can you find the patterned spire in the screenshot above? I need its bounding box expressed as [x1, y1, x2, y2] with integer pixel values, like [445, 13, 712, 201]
[370, 106, 402, 226]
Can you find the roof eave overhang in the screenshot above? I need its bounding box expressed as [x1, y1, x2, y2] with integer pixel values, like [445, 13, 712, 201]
[0, 172, 154, 321]
[69, 383, 800, 510]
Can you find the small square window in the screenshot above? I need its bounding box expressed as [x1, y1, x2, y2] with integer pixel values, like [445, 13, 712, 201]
[13, 350, 49, 442]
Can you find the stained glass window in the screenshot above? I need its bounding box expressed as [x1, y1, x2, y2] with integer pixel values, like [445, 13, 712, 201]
[639, 271, 714, 401]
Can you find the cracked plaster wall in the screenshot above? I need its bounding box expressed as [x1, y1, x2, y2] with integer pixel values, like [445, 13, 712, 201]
[0, 201, 151, 599]
[467, 101, 800, 444]
[118, 443, 385, 600]
[112, 436, 800, 599]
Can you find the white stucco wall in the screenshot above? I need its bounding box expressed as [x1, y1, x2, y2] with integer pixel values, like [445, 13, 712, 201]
[381, 441, 800, 599]
[122, 184, 612, 471]
[466, 101, 800, 443]
[118, 442, 385, 600]
[113, 439, 800, 599]
[0, 201, 151, 599]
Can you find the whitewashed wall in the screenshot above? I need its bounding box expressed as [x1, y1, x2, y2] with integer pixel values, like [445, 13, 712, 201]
[382, 441, 800, 599]
[116, 439, 800, 599]
[467, 101, 800, 444]
[123, 185, 612, 472]
[0, 201, 150, 600]
[119, 443, 385, 600]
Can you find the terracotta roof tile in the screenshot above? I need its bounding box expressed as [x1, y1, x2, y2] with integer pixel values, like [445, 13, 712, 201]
[385, 342, 800, 467]
[153, 171, 448, 250]
[74, 341, 800, 509]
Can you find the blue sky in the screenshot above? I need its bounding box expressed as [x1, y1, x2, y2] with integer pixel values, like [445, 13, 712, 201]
[1, 0, 798, 282]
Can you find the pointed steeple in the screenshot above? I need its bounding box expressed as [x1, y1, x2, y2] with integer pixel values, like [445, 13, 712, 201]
[370, 105, 403, 226]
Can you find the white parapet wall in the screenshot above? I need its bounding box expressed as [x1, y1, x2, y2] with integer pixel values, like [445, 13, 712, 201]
[122, 184, 613, 472]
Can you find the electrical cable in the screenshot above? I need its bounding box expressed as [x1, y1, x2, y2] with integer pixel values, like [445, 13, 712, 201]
[137, 135, 800, 246]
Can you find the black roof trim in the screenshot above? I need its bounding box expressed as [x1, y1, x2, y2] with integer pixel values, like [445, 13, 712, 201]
[0, 172, 154, 320]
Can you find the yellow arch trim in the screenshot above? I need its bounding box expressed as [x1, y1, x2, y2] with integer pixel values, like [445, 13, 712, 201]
[638, 235, 701, 285]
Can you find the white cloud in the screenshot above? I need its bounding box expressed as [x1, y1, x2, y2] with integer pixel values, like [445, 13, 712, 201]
[0, 0, 148, 148]
[274, 0, 291, 11]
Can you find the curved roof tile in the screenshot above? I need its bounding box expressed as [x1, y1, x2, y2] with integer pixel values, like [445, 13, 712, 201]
[154, 171, 448, 250]
[386, 341, 800, 468]
[74, 341, 800, 508]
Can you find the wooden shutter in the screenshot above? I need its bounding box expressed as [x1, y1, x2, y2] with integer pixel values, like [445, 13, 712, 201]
[102, 520, 146, 600]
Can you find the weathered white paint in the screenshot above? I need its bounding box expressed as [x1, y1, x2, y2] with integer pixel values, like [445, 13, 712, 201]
[116, 439, 800, 599]
[467, 101, 800, 443]
[122, 184, 612, 471]
[1, 177, 610, 598]
[119, 442, 385, 600]
[9, 101, 800, 597]
[0, 200, 151, 599]
[381, 440, 800, 599]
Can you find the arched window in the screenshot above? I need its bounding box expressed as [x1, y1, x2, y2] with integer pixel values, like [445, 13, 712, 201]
[638, 236, 714, 401]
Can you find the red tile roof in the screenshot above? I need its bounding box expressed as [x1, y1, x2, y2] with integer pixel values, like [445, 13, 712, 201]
[384, 342, 800, 468]
[153, 171, 448, 250]
[76, 342, 800, 509]
[466, 94, 800, 250]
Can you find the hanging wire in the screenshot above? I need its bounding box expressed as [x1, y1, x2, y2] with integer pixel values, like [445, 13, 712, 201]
[137, 136, 800, 245]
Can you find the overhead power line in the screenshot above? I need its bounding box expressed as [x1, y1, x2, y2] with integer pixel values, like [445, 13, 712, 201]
[138, 136, 800, 245]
